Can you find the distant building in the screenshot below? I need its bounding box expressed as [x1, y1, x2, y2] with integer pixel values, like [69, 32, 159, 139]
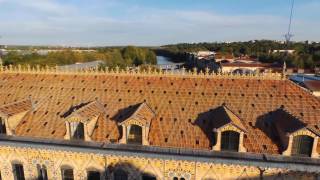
[214, 53, 234, 63]
[186, 51, 217, 70]
[219, 62, 276, 74]
[58, 60, 104, 71]
[196, 51, 216, 58]
[272, 49, 295, 54]
[0, 49, 8, 56]
[302, 80, 320, 97]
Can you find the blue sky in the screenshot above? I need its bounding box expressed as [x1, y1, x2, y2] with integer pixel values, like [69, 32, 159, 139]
[0, 0, 319, 46]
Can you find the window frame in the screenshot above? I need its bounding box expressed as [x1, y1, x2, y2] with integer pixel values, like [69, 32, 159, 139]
[127, 125, 143, 145]
[61, 166, 74, 180]
[291, 135, 314, 157]
[71, 122, 85, 140]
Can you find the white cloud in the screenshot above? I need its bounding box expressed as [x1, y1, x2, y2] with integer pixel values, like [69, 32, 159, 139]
[0, 1, 319, 46]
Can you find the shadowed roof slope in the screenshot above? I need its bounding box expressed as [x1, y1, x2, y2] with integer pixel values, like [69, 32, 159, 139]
[0, 71, 319, 155]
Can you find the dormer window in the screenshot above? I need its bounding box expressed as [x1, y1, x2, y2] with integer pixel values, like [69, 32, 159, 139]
[292, 135, 314, 157]
[211, 106, 247, 152]
[272, 108, 319, 158]
[0, 98, 33, 136]
[119, 102, 155, 146]
[64, 101, 105, 141]
[128, 125, 142, 144]
[0, 117, 6, 134]
[221, 131, 240, 152]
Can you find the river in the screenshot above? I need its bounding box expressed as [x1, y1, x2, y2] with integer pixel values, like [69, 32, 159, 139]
[156, 56, 175, 65]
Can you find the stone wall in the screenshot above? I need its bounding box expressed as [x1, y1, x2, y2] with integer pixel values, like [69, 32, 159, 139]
[0, 145, 319, 180]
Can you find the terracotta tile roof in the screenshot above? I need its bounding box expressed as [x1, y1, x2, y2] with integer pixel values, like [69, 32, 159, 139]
[0, 72, 318, 155]
[215, 54, 234, 60]
[0, 98, 33, 118]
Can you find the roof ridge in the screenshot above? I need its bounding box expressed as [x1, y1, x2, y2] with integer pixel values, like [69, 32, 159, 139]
[0, 64, 285, 80]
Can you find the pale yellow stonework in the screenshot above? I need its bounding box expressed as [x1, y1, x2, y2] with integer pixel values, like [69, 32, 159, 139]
[0, 145, 317, 180]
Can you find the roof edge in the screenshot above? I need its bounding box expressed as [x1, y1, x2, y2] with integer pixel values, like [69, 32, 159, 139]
[0, 135, 319, 168]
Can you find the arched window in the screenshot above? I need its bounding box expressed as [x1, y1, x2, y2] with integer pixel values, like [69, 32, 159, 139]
[61, 166, 74, 180]
[114, 169, 128, 180]
[142, 174, 156, 180]
[221, 131, 240, 151]
[127, 125, 142, 144]
[292, 135, 314, 157]
[12, 163, 25, 180]
[73, 122, 84, 140]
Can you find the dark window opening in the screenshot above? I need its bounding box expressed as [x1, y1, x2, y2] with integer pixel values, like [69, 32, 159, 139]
[292, 135, 313, 157]
[114, 169, 127, 180]
[73, 122, 85, 140]
[87, 171, 100, 180]
[127, 125, 142, 145]
[37, 164, 48, 180]
[221, 131, 240, 152]
[12, 163, 25, 180]
[61, 168, 74, 180]
[142, 174, 156, 180]
[0, 118, 6, 134]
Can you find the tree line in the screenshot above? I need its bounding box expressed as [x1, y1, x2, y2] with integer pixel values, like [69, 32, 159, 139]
[1, 46, 157, 68]
[160, 40, 320, 69]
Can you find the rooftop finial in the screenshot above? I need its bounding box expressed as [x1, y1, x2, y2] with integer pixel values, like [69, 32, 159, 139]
[282, 61, 287, 79]
[0, 64, 283, 80]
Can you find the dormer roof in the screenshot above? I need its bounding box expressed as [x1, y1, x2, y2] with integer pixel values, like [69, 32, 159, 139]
[0, 98, 33, 118]
[119, 102, 155, 126]
[211, 106, 246, 132]
[273, 108, 320, 137]
[65, 101, 106, 123]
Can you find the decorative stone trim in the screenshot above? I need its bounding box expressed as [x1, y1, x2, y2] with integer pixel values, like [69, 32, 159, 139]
[0, 63, 285, 80]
